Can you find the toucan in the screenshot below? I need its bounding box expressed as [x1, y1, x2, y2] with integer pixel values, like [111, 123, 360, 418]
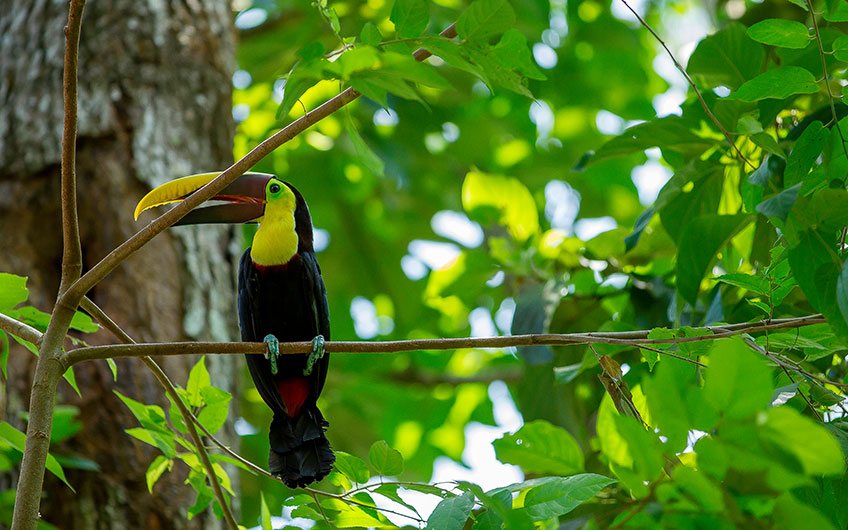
[134, 172, 334, 488]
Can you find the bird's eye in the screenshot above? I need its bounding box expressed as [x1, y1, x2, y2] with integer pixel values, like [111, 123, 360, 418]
[269, 183, 281, 194]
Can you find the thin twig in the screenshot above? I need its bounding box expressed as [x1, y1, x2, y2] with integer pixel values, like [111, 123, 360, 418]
[0, 314, 43, 345]
[617, 0, 755, 170]
[57, 23, 458, 312]
[78, 298, 238, 530]
[62, 314, 827, 366]
[58, 0, 84, 294]
[806, 0, 848, 160]
[304, 486, 425, 523]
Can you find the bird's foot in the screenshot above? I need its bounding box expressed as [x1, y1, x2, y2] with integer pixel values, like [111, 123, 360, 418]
[304, 335, 325, 376]
[264, 334, 280, 375]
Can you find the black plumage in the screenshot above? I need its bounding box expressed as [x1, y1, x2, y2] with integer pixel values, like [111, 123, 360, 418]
[237, 183, 334, 488]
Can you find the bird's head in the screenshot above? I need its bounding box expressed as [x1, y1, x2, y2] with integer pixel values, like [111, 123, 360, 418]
[134, 172, 314, 264]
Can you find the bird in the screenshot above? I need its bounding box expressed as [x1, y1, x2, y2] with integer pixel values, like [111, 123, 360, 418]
[134, 172, 335, 488]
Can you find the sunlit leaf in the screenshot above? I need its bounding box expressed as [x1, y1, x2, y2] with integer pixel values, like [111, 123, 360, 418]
[522, 474, 615, 520]
[731, 66, 819, 102]
[746, 19, 811, 49]
[702, 337, 773, 419]
[493, 420, 584, 475]
[456, 0, 516, 43]
[369, 440, 404, 476]
[426, 492, 474, 530]
[390, 0, 428, 38]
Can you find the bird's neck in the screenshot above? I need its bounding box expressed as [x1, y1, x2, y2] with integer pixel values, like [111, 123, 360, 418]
[250, 203, 298, 266]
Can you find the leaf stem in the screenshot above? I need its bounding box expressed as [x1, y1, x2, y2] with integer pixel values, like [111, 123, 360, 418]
[617, 0, 755, 169]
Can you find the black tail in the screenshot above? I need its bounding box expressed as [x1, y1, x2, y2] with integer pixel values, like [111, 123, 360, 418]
[268, 405, 334, 488]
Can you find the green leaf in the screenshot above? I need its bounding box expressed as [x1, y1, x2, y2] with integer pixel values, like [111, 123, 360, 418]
[369, 440, 404, 476]
[773, 493, 838, 530]
[0, 273, 28, 311]
[278, 60, 323, 119]
[785, 121, 827, 186]
[746, 19, 811, 49]
[344, 114, 384, 176]
[50, 405, 82, 444]
[0, 421, 73, 490]
[186, 356, 211, 408]
[146, 455, 172, 492]
[324, 497, 395, 528]
[824, 0, 848, 22]
[456, 0, 516, 43]
[390, 0, 428, 38]
[676, 214, 752, 305]
[761, 406, 846, 476]
[69, 310, 99, 333]
[522, 474, 615, 521]
[731, 66, 819, 102]
[421, 39, 488, 80]
[492, 30, 546, 81]
[757, 184, 801, 222]
[462, 170, 539, 241]
[492, 420, 584, 475]
[466, 45, 532, 97]
[687, 23, 765, 89]
[593, 117, 713, 164]
[334, 451, 370, 483]
[260, 492, 273, 530]
[197, 386, 232, 433]
[838, 261, 848, 328]
[833, 36, 848, 62]
[787, 226, 848, 337]
[426, 492, 474, 530]
[359, 23, 382, 46]
[644, 354, 706, 449]
[703, 337, 773, 419]
[716, 273, 770, 294]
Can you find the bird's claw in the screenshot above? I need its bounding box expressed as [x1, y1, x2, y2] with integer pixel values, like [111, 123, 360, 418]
[264, 334, 279, 375]
[304, 335, 325, 376]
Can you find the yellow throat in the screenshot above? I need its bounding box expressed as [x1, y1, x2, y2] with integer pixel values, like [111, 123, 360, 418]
[250, 180, 299, 266]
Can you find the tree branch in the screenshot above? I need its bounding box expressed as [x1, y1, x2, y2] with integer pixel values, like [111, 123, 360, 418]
[0, 314, 43, 345]
[13, 1, 86, 528]
[78, 298, 238, 530]
[62, 314, 826, 366]
[58, 0, 85, 294]
[57, 23, 458, 311]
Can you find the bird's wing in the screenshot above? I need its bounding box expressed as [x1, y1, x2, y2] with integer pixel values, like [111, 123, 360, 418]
[301, 250, 331, 397]
[238, 249, 287, 414]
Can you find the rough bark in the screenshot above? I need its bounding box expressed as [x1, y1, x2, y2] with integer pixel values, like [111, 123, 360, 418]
[0, 0, 238, 527]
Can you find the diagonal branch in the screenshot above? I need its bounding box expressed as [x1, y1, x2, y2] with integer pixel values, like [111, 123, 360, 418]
[0, 314, 43, 345]
[57, 23, 458, 312]
[78, 298, 238, 530]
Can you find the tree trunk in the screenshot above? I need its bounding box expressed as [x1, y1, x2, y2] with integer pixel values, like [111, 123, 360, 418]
[0, 0, 238, 527]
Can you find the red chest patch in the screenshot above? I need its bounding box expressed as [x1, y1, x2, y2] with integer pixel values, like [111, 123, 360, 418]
[278, 377, 310, 417]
